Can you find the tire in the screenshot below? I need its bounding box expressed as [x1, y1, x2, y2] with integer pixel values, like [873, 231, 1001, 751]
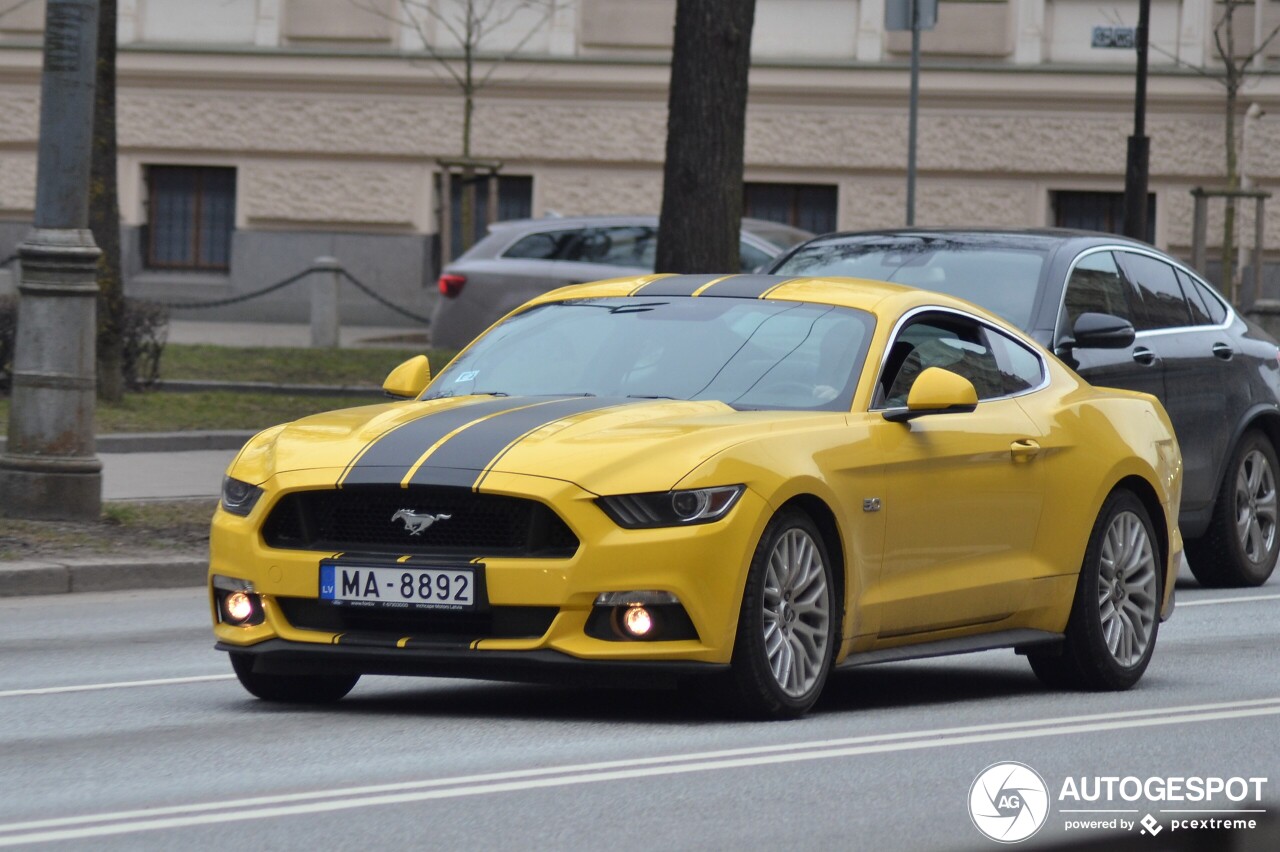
[1187, 430, 1279, 588]
[1028, 490, 1161, 691]
[230, 652, 359, 704]
[718, 509, 838, 720]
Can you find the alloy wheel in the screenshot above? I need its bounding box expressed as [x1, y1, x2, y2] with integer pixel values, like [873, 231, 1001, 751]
[762, 527, 831, 697]
[1234, 449, 1278, 565]
[1096, 510, 1158, 667]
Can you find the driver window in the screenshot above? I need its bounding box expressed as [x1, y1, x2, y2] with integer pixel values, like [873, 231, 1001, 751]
[1063, 252, 1134, 330]
[878, 315, 1005, 407]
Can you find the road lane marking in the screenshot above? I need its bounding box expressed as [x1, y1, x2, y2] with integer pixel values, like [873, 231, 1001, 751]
[1179, 592, 1280, 607]
[0, 675, 233, 699]
[2, 696, 1278, 846]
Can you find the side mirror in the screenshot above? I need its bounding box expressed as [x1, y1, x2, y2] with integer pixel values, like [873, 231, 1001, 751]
[882, 367, 978, 423]
[1067, 312, 1136, 350]
[382, 355, 432, 399]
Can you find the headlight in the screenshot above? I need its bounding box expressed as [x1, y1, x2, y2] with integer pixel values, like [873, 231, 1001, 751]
[221, 476, 264, 516]
[596, 485, 744, 528]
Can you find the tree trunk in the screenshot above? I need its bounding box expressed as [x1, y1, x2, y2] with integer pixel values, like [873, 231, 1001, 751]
[1220, 6, 1240, 304]
[655, 0, 757, 274]
[91, 0, 124, 402]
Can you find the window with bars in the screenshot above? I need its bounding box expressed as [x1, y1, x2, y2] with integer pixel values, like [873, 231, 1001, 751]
[1052, 190, 1155, 243]
[145, 166, 236, 271]
[448, 174, 534, 259]
[744, 182, 838, 235]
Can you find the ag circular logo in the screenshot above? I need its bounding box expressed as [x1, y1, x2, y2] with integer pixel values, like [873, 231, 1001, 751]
[968, 761, 1050, 843]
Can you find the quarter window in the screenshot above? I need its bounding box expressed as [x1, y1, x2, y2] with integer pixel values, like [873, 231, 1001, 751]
[985, 328, 1045, 395]
[1176, 269, 1229, 325]
[145, 166, 236, 271]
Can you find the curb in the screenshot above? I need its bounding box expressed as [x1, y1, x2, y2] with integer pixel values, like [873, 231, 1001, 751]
[153, 379, 385, 398]
[0, 554, 207, 597]
[0, 430, 256, 454]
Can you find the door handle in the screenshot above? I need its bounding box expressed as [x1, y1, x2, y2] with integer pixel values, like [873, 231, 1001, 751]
[1212, 342, 1234, 360]
[1132, 346, 1159, 366]
[1010, 439, 1041, 462]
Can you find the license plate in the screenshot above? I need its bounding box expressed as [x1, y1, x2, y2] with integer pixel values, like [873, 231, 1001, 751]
[319, 563, 476, 610]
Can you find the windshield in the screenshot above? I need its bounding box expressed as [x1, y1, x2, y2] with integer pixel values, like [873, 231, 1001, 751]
[427, 297, 875, 411]
[773, 236, 1049, 328]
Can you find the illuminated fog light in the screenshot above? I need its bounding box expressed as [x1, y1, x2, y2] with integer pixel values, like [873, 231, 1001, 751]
[224, 591, 255, 624]
[621, 605, 654, 637]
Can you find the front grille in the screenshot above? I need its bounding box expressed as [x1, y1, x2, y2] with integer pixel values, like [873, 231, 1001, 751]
[277, 597, 558, 643]
[262, 486, 579, 558]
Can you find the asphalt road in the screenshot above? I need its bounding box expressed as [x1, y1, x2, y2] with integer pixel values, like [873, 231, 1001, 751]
[1, 579, 1277, 851]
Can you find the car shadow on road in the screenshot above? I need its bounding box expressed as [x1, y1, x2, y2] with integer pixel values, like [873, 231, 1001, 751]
[222, 656, 1050, 724]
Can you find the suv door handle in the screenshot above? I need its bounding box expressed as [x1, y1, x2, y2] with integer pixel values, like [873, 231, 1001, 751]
[1010, 439, 1041, 462]
[1132, 346, 1159, 366]
[1212, 342, 1234, 360]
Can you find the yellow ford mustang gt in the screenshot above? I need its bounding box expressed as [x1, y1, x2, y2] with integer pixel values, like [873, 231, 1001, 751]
[211, 273, 1182, 719]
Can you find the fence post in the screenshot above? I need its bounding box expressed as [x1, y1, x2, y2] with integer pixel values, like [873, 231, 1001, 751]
[311, 256, 341, 348]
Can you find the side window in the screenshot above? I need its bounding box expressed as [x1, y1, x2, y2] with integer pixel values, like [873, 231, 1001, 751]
[561, 227, 656, 268]
[1177, 269, 1229, 325]
[1116, 252, 1192, 330]
[1063, 252, 1134, 330]
[984, 327, 1046, 395]
[502, 229, 578, 260]
[878, 315, 1006, 407]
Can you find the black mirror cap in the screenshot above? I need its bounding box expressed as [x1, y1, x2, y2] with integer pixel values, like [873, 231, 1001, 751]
[1070, 312, 1136, 350]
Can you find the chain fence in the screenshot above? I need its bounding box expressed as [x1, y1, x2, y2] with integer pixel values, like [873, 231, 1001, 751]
[0, 255, 433, 325]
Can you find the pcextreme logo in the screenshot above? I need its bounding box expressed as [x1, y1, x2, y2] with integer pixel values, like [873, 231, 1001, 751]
[968, 762, 1051, 843]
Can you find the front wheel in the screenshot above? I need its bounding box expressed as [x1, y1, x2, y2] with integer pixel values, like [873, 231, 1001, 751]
[720, 510, 838, 720]
[1028, 490, 1160, 691]
[230, 653, 359, 704]
[1188, 430, 1279, 587]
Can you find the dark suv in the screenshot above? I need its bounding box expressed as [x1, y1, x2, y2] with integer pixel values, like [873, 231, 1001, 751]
[771, 229, 1280, 587]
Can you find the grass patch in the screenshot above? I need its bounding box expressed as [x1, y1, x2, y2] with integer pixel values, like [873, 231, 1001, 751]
[160, 344, 459, 386]
[0, 391, 384, 434]
[0, 499, 216, 560]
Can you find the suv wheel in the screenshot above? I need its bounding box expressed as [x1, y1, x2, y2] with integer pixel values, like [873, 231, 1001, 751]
[1188, 430, 1279, 587]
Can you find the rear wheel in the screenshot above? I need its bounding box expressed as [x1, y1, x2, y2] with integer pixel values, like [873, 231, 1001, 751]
[230, 653, 359, 704]
[718, 510, 837, 720]
[1188, 430, 1279, 587]
[1028, 490, 1160, 691]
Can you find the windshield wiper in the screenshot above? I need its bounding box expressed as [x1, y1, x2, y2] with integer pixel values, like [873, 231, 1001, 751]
[627, 394, 677, 400]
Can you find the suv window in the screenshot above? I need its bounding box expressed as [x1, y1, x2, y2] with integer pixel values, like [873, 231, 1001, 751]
[1063, 251, 1134, 329]
[878, 315, 1006, 407]
[1116, 252, 1192, 330]
[503, 229, 579, 260]
[1176, 268, 1229, 325]
[562, 227, 657, 268]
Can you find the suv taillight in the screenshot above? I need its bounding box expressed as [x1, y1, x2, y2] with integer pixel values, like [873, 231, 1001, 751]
[438, 274, 466, 298]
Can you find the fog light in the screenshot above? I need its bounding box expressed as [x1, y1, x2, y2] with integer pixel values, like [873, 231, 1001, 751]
[622, 605, 653, 637]
[224, 591, 254, 624]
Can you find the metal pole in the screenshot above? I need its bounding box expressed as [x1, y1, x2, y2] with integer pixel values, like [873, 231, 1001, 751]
[1191, 188, 1207, 274]
[906, 0, 920, 226]
[1122, 0, 1150, 241]
[0, 0, 103, 520]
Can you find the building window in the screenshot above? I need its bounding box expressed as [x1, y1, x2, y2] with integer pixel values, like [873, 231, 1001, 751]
[145, 166, 236, 271]
[744, 182, 837, 235]
[448, 174, 533, 259]
[1052, 190, 1154, 243]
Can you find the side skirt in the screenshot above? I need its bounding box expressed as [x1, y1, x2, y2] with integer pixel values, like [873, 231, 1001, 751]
[836, 629, 1064, 669]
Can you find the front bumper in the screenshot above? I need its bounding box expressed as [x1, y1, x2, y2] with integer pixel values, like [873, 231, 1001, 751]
[210, 469, 771, 669]
[219, 638, 729, 688]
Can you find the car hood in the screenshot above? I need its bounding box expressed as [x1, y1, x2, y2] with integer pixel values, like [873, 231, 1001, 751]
[231, 395, 822, 495]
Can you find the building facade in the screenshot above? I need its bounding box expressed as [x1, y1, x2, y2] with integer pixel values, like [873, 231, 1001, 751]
[0, 0, 1276, 326]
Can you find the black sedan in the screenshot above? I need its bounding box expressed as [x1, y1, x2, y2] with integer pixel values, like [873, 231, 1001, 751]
[770, 228, 1280, 587]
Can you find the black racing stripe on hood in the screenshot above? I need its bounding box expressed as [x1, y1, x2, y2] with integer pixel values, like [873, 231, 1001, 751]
[341, 397, 540, 486]
[630, 273, 724, 297]
[407, 396, 638, 487]
[700, 274, 795, 298]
